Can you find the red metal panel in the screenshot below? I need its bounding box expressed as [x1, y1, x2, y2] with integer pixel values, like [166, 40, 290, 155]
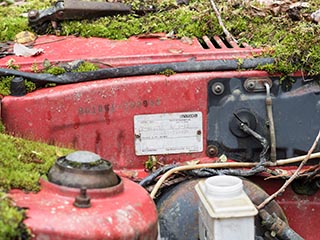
[0, 35, 262, 71]
[10, 178, 158, 240]
[1, 70, 270, 170]
[0, 36, 266, 171]
[252, 177, 320, 240]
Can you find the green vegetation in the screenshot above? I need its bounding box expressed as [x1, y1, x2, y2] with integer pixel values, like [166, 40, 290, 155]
[0, 192, 31, 240]
[0, 61, 99, 96]
[0, 133, 72, 192]
[0, 125, 73, 239]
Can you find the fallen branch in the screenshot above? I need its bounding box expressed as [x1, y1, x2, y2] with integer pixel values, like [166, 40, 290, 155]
[257, 130, 320, 210]
[209, 0, 237, 43]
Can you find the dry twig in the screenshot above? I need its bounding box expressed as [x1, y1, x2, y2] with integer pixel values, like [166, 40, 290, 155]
[209, 0, 238, 43]
[257, 130, 320, 210]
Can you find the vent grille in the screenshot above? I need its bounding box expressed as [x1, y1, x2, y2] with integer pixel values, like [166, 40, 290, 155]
[200, 36, 249, 50]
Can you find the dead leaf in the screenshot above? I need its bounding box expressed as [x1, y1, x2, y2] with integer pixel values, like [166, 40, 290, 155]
[185, 159, 200, 165]
[180, 36, 193, 45]
[217, 154, 227, 163]
[13, 43, 43, 57]
[15, 31, 37, 44]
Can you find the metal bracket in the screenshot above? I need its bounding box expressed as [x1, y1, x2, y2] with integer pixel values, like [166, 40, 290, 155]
[244, 77, 272, 92]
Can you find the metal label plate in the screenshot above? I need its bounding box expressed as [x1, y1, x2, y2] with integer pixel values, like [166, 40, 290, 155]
[134, 112, 203, 155]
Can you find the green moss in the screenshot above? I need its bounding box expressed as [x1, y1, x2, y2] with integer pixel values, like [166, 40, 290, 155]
[44, 66, 66, 75]
[0, 77, 36, 96]
[0, 132, 72, 239]
[0, 121, 5, 133]
[0, 133, 73, 192]
[159, 69, 176, 76]
[74, 61, 99, 72]
[0, 76, 13, 96]
[0, 192, 31, 240]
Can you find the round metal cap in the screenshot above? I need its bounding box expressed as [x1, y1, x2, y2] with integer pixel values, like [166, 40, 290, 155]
[66, 151, 101, 164]
[48, 151, 120, 189]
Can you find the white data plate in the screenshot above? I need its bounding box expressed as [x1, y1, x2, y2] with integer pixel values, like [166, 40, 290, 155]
[134, 112, 203, 155]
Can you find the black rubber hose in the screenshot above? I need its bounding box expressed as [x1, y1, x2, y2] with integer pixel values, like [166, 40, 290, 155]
[0, 57, 274, 84]
[139, 164, 179, 187]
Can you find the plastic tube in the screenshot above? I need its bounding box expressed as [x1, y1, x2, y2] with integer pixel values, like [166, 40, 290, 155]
[0, 57, 274, 84]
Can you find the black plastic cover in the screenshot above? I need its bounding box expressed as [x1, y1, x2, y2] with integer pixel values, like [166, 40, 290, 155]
[207, 77, 320, 162]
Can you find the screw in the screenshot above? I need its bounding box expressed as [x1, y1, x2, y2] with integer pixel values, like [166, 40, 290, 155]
[246, 80, 256, 90]
[212, 82, 224, 95]
[28, 10, 39, 20]
[206, 145, 218, 157]
[56, 10, 64, 19]
[197, 130, 202, 135]
[135, 133, 141, 139]
[73, 187, 91, 208]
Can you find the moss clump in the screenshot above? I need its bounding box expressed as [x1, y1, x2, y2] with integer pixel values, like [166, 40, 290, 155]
[0, 132, 72, 239]
[0, 121, 5, 134]
[0, 133, 73, 192]
[45, 66, 66, 75]
[0, 76, 37, 96]
[0, 77, 13, 96]
[0, 192, 31, 240]
[73, 61, 99, 72]
[159, 69, 176, 76]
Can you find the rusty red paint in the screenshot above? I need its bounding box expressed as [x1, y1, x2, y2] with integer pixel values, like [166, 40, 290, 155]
[249, 177, 320, 239]
[0, 36, 269, 170]
[0, 35, 262, 71]
[10, 178, 158, 240]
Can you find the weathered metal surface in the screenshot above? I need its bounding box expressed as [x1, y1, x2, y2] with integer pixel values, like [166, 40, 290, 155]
[10, 178, 158, 240]
[156, 177, 320, 239]
[156, 179, 200, 240]
[251, 176, 320, 239]
[207, 77, 320, 162]
[0, 36, 268, 170]
[48, 151, 119, 188]
[0, 35, 263, 71]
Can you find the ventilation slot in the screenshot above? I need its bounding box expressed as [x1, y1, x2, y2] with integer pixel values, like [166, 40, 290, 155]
[199, 36, 248, 49]
[220, 36, 233, 48]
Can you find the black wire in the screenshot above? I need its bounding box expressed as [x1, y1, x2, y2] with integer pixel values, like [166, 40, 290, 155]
[139, 164, 179, 187]
[0, 57, 274, 84]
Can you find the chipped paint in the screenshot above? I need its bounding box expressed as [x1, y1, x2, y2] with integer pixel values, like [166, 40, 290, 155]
[9, 178, 158, 239]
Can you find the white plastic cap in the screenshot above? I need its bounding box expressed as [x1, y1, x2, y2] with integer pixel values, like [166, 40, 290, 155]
[204, 175, 243, 199]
